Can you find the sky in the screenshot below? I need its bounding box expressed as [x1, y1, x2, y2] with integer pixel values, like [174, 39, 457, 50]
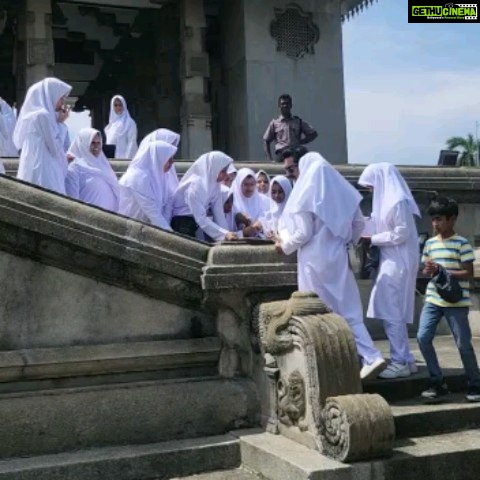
[342, 0, 480, 165]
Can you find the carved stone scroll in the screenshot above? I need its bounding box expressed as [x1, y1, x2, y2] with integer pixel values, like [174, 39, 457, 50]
[321, 394, 395, 462]
[257, 291, 394, 462]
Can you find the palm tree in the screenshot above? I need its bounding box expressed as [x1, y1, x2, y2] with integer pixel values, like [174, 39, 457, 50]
[446, 134, 480, 166]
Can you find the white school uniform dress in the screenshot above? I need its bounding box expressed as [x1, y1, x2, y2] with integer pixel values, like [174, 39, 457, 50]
[104, 95, 138, 159]
[0, 98, 18, 160]
[172, 151, 233, 241]
[280, 152, 383, 366]
[358, 162, 421, 364]
[65, 128, 120, 212]
[14, 77, 72, 194]
[119, 140, 177, 230]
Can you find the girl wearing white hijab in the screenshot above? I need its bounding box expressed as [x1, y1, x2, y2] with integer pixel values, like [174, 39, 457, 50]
[358, 162, 421, 379]
[14, 77, 72, 194]
[138, 128, 181, 220]
[65, 128, 120, 212]
[230, 168, 270, 225]
[119, 140, 177, 230]
[276, 152, 386, 381]
[255, 169, 270, 195]
[222, 163, 237, 188]
[0, 97, 18, 159]
[171, 151, 238, 241]
[258, 175, 293, 237]
[104, 95, 138, 159]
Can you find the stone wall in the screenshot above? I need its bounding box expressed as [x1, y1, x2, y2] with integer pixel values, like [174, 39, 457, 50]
[219, 0, 348, 163]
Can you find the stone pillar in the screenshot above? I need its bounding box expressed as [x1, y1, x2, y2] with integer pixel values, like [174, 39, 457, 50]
[220, 0, 348, 163]
[16, 0, 54, 100]
[179, 0, 212, 159]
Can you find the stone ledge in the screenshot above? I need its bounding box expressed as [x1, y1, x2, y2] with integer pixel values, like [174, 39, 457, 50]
[0, 176, 298, 304]
[202, 244, 297, 291]
[0, 338, 221, 382]
[6, 160, 480, 192]
[0, 175, 209, 307]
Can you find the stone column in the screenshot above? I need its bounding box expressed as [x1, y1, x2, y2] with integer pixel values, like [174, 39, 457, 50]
[220, 0, 348, 163]
[16, 0, 54, 100]
[179, 0, 212, 159]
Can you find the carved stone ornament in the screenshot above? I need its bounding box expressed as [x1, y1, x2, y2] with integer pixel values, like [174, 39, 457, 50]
[270, 3, 320, 58]
[257, 291, 395, 462]
[277, 370, 308, 431]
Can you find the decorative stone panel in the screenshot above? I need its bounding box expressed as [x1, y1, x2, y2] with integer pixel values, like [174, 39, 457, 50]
[270, 3, 320, 58]
[257, 291, 395, 462]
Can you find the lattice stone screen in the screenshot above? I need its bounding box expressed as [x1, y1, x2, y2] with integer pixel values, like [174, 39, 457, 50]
[270, 3, 319, 58]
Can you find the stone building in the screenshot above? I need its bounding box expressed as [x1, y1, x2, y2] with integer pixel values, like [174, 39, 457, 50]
[0, 0, 374, 161]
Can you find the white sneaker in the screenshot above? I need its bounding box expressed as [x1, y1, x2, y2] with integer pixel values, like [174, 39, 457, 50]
[409, 362, 418, 374]
[378, 362, 411, 379]
[360, 358, 387, 380]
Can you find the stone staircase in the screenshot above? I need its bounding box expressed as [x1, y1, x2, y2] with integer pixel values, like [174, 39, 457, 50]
[171, 337, 480, 480]
[0, 177, 478, 480]
[170, 381, 480, 480]
[0, 342, 476, 480]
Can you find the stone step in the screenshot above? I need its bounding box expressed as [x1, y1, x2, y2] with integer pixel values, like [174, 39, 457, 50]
[235, 429, 349, 480]
[0, 377, 257, 458]
[392, 393, 480, 438]
[234, 428, 480, 480]
[170, 467, 262, 479]
[387, 429, 480, 480]
[364, 366, 467, 402]
[0, 434, 240, 480]
[0, 337, 221, 386]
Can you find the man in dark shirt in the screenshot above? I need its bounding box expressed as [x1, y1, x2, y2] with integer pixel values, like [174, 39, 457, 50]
[263, 94, 317, 162]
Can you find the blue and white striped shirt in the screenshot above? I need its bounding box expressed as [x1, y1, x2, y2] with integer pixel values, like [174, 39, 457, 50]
[421, 234, 474, 307]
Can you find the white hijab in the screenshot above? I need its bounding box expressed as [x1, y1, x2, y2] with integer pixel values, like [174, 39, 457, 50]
[283, 152, 362, 240]
[268, 175, 293, 220]
[120, 139, 178, 209]
[138, 128, 181, 193]
[0, 97, 18, 156]
[230, 167, 267, 221]
[139, 128, 180, 150]
[67, 127, 120, 197]
[358, 162, 420, 223]
[255, 168, 270, 186]
[176, 151, 233, 207]
[13, 77, 71, 149]
[104, 95, 134, 143]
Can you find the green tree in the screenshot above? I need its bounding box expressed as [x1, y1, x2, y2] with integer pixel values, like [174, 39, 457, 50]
[446, 134, 479, 166]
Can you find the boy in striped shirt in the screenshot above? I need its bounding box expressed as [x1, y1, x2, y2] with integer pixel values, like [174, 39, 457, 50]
[417, 197, 480, 401]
